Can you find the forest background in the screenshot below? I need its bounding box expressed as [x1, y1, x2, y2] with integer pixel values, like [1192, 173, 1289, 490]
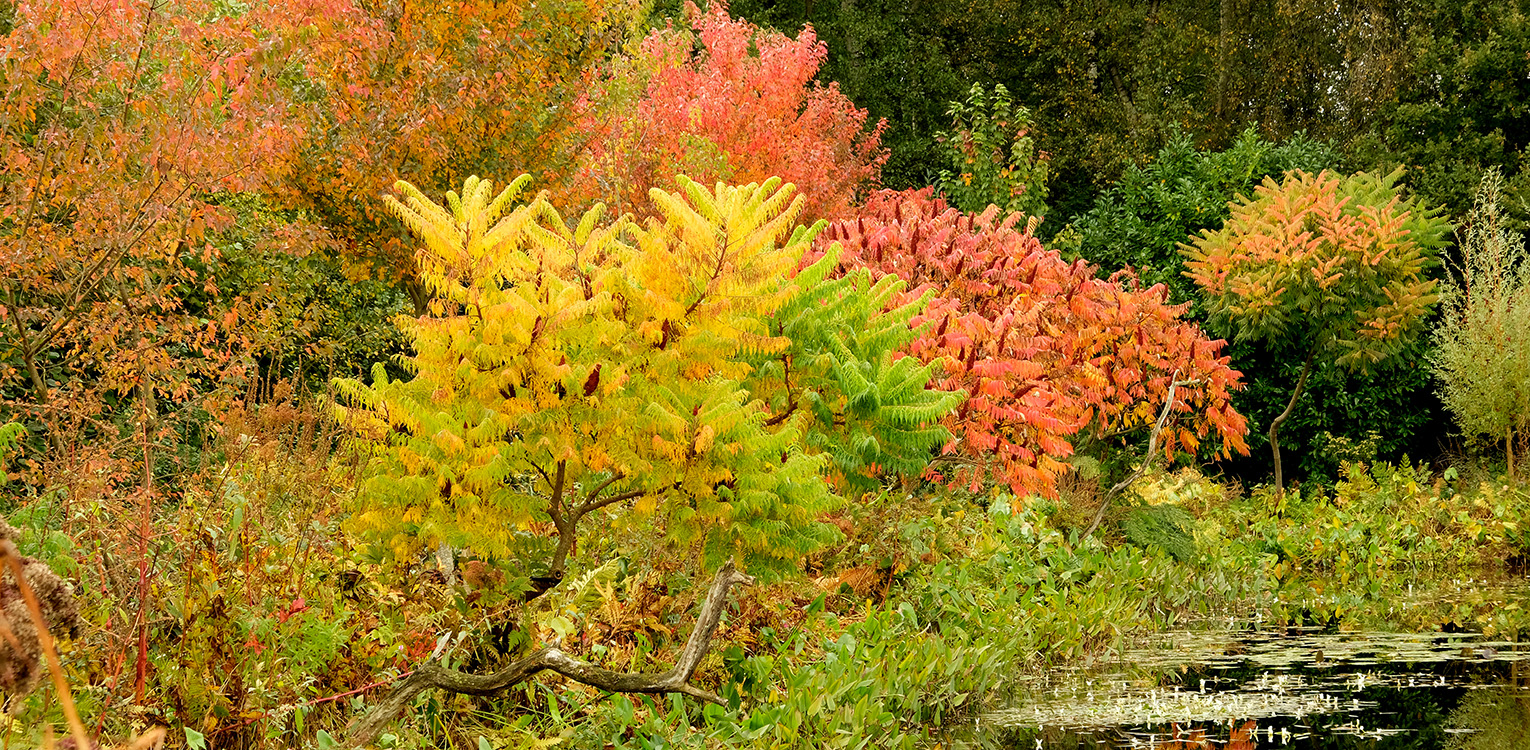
[0, 0, 1528, 747]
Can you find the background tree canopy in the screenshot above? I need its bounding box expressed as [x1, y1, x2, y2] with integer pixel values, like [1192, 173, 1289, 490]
[731, 0, 1529, 233]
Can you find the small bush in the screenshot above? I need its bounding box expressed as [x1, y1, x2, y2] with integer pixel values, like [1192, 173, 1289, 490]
[1123, 504, 1197, 562]
[1432, 168, 1530, 474]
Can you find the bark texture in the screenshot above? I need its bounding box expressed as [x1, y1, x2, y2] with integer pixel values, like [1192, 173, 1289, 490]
[345, 561, 754, 746]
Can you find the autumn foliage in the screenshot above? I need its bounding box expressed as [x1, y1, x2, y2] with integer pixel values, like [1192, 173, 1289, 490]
[1183, 169, 1448, 371]
[1183, 168, 1449, 493]
[565, 4, 887, 221]
[0, 0, 334, 451]
[277, 0, 643, 312]
[3, 0, 1527, 745]
[817, 189, 1248, 496]
[334, 176, 956, 582]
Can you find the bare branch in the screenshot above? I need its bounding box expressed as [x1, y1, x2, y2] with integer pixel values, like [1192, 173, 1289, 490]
[578, 472, 627, 513]
[345, 561, 755, 746]
[1084, 373, 1195, 538]
[578, 488, 646, 518]
[529, 461, 552, 489]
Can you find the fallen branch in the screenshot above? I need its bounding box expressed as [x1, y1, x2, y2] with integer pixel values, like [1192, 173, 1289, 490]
[344, 560, 754, 746]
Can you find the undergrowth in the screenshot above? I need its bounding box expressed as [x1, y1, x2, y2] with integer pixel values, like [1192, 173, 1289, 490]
[5, 394, 1530, 748]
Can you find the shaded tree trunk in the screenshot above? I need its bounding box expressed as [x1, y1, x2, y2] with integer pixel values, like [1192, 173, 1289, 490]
[1215, 0, 1233, 120]
[840, 0, 862, 96]
[1270, 350, 1316, 499]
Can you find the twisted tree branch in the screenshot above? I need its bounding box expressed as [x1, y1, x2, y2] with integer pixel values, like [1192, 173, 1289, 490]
[345, 561, 754, 746]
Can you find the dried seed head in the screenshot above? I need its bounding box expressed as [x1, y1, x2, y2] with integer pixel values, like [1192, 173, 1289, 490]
[0, 518, 80, 697]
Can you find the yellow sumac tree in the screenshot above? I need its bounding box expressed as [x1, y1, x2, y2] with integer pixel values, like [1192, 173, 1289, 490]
[333, 175, 960, 740]
[334, 176, 958, 588]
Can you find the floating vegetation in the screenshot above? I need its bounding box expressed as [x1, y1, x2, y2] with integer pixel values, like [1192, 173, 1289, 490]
[984, 594, 1530, 748]
[1124, 627, 1530, 670]
[990, 675, 1382, 730]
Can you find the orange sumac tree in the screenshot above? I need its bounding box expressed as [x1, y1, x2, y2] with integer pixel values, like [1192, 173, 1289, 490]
[817, 189, 1248, 497]
[1182, 168, 1450, 494]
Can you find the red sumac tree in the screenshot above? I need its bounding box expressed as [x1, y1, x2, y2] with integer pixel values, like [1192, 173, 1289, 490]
[816, 189, 1249, 496]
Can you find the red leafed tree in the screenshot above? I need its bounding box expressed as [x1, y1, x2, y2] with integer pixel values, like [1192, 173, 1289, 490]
[815, 189, 1249, 496]
[564, 2, 887, 221]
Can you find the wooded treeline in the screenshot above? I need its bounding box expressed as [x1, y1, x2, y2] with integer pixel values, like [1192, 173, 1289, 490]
[732, 0, 1527, 225]
[746, 0, 1530, 481]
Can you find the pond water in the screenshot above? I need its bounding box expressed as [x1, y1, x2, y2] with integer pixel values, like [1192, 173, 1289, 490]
[980, 578, 1530, 749]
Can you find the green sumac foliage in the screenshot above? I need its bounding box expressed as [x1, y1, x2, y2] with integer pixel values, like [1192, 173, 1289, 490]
[1432, 169, 1530, 472]
[1123, 503, 1196, 562]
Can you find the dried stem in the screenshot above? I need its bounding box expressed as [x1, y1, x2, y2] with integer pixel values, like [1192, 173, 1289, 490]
[1084, 374, 1195, 538]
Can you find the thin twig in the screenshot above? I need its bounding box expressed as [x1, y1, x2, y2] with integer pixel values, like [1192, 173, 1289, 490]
[1083, 374, 1196, 539]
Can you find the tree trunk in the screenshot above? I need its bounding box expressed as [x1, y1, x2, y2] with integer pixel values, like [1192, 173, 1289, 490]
[343, 561, 754, 747]
[1509, 425, 1516, 482]
[1215, 0, 1233, 120]
[1270, 351, 1316, 500]
[406, 275, 431, 317]
[840, 0, 863, 96]
[16, 344, 64, 452]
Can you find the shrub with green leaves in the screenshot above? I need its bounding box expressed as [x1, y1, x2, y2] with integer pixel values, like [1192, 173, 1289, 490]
[1070, 127, 1338, 306]
[934, 83, 1050, 218]
[1431, 168, 1530, 474]
[1123, 504, 1196, 562]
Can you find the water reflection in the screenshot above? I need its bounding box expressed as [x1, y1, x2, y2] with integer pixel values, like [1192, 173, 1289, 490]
[984, 626, 1530, 748]
[1445, 687, 1530, 749]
